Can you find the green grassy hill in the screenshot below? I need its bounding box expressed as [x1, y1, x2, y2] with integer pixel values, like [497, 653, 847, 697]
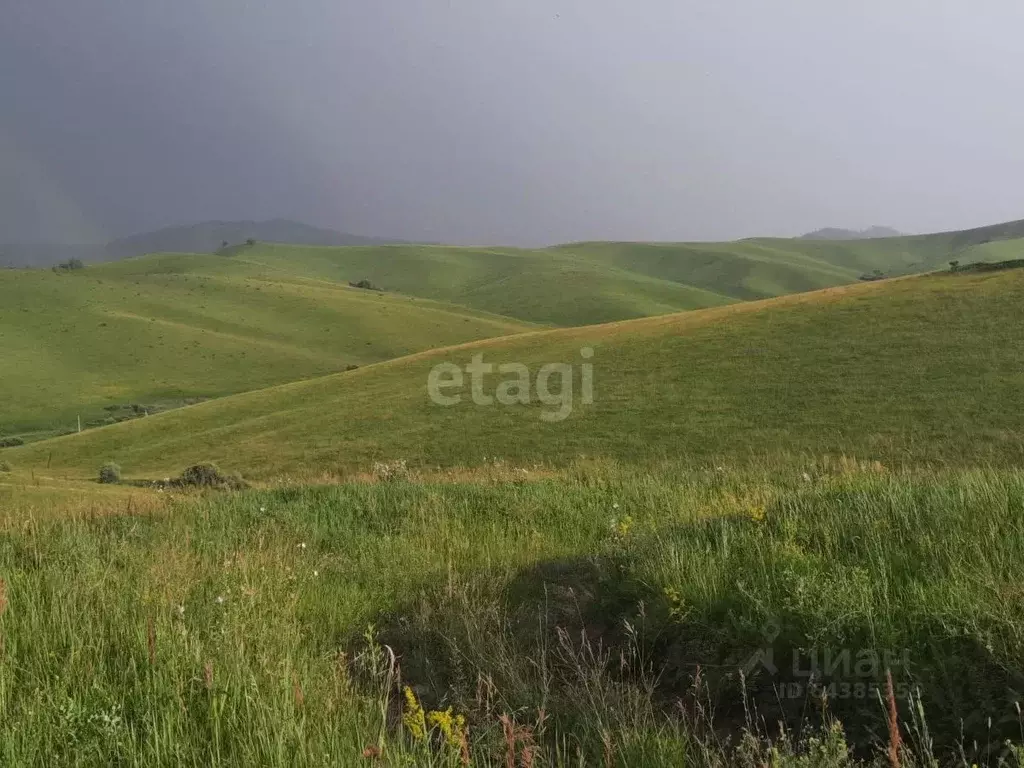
[4, 217, 1022, 446]
[10, 266, 1023, 479]
[225, 242, 738, 326]
[0, 254, 531, 439]
[225, 218, 1024, 321]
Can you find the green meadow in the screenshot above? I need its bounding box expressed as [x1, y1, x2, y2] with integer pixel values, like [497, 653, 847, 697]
[0, 255, 530, 440]
[9, 267, 1023, 481]
[2, 465, 1024, 765]
[3, 222, 1024, 765]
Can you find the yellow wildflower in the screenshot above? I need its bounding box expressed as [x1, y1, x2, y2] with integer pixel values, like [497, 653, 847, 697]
[426, 707, 468, 749]
[402, 686, 427, 741]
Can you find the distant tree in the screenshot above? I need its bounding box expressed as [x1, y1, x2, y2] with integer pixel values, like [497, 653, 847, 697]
[949, 259, 960, 271]
[221, 240, 229, 249]
[245, 238, 256, 247]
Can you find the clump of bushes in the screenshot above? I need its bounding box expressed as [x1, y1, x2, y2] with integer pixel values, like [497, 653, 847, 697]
[0, 437, 24, 448]
[151, 463, 247, 491]
[98, 462, 122, 484]
[0, 460, 11, 473]
[349, 279, 382, 291]
[52, 257, 85, 273]
[345, 364, 360, 372]
[180, 463, 229, 488]
[951, 258, 1024, 274]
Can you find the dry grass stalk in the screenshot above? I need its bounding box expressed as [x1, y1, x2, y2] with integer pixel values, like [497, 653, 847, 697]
[499, 714, 538, 768]
[146, 615, 156, 666]
[886, 669, 902, 768]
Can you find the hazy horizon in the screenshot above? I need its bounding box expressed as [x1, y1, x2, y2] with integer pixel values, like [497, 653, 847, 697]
[3, 1, 1023, 247]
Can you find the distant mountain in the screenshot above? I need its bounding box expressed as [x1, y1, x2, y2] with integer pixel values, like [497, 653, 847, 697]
[105, 219, 403, 259]
[1, 219, 407, 267]
[800, 226, 904, 240]
[0, 244, 107, 269]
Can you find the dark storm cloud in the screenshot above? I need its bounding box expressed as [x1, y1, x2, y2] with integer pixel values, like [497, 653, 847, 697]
[3, 1, 1023, 246]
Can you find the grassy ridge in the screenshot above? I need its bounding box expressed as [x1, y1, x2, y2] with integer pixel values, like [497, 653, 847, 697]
[10, 268, 1024, 479]
[0, 255, 530, 438]
[233, 219, 1024, 322]
[228, 242, 738, 326]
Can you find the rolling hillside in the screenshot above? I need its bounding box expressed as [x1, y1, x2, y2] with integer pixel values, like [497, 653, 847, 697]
[226, 217, 1024, 320]
[10, 266, 1023, 479]
[0, 253, 531, 439]
[227, 242, 738, 326]
[4, 216, 1022, 444]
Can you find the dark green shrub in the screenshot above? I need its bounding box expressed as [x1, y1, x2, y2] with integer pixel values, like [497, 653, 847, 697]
[0, 437, 24, 448]
[180, 463, 224, 487]
[53, 257, 85, 272]
[98, 462, 121, 484]
[0, 461, 10, 472]
[349, 279, 381, 291]
[345, 364, 360, 372]
[176, 463, 246, 490]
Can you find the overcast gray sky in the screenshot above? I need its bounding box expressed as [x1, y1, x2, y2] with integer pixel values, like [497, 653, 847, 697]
[2, 1, 1023, 246]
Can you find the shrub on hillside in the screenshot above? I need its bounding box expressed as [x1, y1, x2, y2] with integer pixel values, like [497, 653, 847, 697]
[53, 257, 85, 273]
[0, 437, 24, 448]
[349, 279, 381, 291]
[0, 460, 10, 473]
[177, 463, 247, 490]
[98, 462, 121, 484]
[345, 364, 360, 372]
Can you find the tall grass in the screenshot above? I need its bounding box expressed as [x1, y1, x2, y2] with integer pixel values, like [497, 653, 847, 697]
[1, 466, 1024, 765]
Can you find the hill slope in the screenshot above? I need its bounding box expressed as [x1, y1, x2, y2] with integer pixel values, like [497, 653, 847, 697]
[229, 218, 1024, 322]
[10, 266, 1023, 478]
[0, 253, 531, 438]
[229, 242, 738, 326]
